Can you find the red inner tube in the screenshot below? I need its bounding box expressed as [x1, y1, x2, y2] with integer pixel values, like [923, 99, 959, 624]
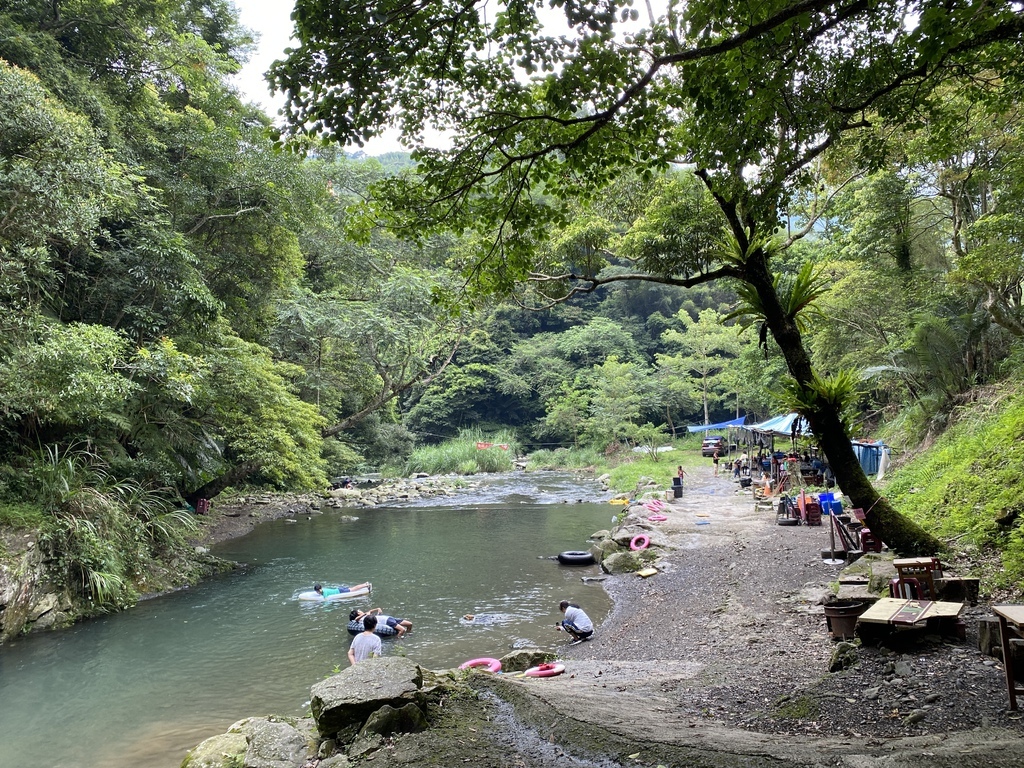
[630, 533, 650, 551]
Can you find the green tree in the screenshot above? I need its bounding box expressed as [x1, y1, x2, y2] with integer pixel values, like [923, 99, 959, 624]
[661, 309, 742, 425]
[583, 356, 652, 449]
[268, 0, 1024, 553]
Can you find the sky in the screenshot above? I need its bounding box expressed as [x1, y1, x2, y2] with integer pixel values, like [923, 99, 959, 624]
[230, 0, 410, 154]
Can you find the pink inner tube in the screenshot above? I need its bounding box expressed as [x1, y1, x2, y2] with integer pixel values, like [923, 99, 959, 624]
[459, 657, 502, 673]
[647, 514, 668, 522]
[630, 533, 651, 551]
[524, 662, 566, 678]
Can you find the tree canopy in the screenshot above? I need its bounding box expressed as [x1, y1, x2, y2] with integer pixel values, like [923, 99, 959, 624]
[270, 0, 1024, 553]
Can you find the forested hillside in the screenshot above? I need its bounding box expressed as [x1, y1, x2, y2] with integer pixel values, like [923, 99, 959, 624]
[1, 0, 1023, 615]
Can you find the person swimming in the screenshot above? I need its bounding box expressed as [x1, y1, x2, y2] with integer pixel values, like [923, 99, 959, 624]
[313, 582, 370, 597]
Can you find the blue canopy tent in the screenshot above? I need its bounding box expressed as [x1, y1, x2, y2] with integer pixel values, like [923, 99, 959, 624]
[686, 416, 747, 433]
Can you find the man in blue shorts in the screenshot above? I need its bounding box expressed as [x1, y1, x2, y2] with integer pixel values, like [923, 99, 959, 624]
[349, 607, 413, 637]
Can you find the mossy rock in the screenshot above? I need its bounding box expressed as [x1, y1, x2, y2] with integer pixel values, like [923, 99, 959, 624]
[601, 551, 645, 574]
[180, 731, 247, 768]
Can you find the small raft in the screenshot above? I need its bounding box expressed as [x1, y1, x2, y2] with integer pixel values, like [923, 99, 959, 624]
[297, 584, 371, 601]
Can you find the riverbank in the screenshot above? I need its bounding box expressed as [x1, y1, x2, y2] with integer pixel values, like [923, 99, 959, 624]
[185, 465, 1024, 767]
[191, 474, 478, 548]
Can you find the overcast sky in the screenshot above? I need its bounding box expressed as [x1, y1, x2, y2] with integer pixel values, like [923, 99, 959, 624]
[230, 0, 412, 154]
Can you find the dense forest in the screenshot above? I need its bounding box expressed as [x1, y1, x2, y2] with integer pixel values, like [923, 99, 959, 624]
[1, 1, 1023, 611]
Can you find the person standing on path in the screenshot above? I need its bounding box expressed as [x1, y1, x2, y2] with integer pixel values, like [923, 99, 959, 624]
[712, 448, 720, 476]
[348, 615, 382, 664]
[556, 600, 594, 643]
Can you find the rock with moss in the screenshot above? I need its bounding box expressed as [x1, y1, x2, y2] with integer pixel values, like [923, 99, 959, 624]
[499, 648, 553, 672]
[829, 641, 860, 672]
[243, 717, 315, 768]
[310, 657, 432, 737]
[180, 719, 252, 768]
[601, 551, 648, 574]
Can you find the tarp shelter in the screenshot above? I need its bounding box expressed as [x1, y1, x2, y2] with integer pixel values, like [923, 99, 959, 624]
[852, 440, 890, 478]
[686, 416, 747, 433]
[749, 412, 812, 438]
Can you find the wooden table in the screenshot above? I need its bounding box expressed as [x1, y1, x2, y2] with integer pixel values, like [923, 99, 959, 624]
[993, 605, 1024, 710]
[857, 598, 963, 626]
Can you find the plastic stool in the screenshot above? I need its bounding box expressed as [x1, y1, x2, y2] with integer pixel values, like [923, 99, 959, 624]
[889, 577, 921, 599]
[860, 528, 883, 553]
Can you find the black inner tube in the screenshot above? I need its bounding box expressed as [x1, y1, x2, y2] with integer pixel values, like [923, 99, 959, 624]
[557, 550, 596, 565]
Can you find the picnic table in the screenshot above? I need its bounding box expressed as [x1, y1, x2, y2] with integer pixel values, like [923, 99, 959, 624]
[856, 597, 964, 640]
[992, 605, 1024, 710]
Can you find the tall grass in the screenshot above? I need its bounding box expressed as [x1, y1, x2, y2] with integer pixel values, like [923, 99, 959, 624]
[883, 385, 1024, 589]
[28, 445, 196, 609]
[403, 428, 519, 475]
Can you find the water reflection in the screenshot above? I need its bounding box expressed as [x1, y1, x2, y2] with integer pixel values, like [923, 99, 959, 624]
[0, 472, 613, 768]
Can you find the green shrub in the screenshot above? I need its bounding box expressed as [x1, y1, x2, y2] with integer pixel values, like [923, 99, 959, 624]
[0, 501, 46, 529]
[404, 428, 517, 475]
[27, 445, 196, 609]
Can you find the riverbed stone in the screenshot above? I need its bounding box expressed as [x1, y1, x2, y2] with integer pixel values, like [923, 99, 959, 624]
[180, 730, 248, 768]
[310, 657, 427, 736]
[601, 551, 646, 574]
[500, 648, 553, 672]
[243, 717, 313, 768]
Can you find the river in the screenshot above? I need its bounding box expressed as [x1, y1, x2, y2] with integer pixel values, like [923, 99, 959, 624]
[0, 472, 615, 768]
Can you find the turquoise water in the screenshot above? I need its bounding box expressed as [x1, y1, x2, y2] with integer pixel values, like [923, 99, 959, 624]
[0, 473, 613, 768]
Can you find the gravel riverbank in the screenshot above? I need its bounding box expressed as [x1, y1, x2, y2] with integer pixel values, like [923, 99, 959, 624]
[193, 467, 1024, 767]
[556, 468, 1024, 742]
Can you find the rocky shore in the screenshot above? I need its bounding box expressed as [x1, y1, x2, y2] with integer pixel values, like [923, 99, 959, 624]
[184, 467, 1024, 768]
[192, 474, 477, 548]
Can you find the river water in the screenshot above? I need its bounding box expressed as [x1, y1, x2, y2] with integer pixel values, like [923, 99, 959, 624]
[0, 473, 615, 768]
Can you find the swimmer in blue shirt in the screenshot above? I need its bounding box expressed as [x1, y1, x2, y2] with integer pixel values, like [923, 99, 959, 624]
[313, 582, 371, 597]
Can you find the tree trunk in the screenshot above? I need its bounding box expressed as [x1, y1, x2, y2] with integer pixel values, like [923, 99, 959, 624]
[185, 461, 260, 508]
[746, 250, 940, 555]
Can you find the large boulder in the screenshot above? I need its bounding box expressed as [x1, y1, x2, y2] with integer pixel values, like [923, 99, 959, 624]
[601, 551, 647, 574]
[310, 657, 427, 737]
[610, 525, 670, 550]
[243, 717, 313, 768]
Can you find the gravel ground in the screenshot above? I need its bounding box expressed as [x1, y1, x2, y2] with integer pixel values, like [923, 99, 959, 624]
[556, 466, 1024, 741]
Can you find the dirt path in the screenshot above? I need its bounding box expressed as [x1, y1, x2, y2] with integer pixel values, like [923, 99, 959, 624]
[388, 466, 1024, 767]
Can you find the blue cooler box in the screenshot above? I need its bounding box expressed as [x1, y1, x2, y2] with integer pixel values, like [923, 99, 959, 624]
[818, 492, 843, 515]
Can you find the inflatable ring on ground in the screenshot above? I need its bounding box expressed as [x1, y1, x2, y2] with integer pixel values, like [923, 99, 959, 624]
[647, 514, 668, 522]
[629, 534, 651, 551]
[557, 550, 596, 566]
[524, 662, 565, 678]
[459, 657, 502, 673]
[346, 619, 398, 637]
